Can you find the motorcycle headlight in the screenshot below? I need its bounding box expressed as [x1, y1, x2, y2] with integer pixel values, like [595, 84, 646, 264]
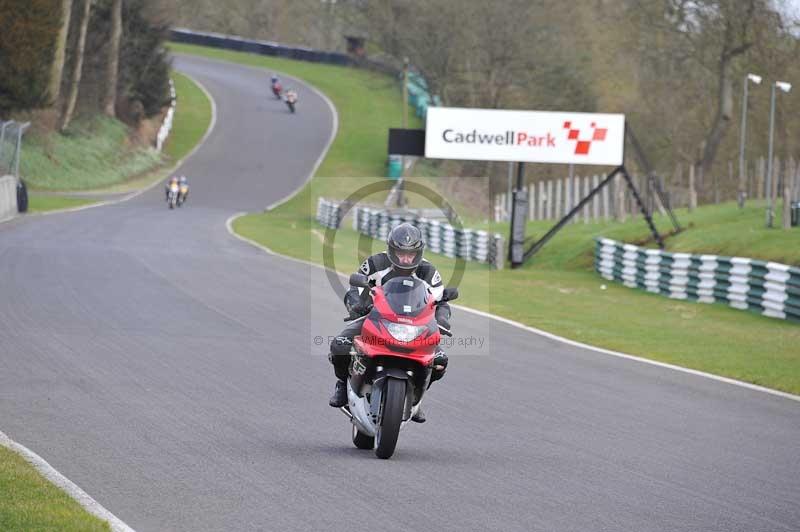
[382, 320, 425, 343]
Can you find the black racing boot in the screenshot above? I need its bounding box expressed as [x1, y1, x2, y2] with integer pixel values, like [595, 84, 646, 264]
[329, 379, 348, 407]
[411, 405, 426, 423]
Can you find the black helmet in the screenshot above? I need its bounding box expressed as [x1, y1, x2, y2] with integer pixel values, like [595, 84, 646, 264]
[387, 222, 425, 273]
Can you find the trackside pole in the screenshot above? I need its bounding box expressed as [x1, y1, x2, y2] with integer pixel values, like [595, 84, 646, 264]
[508, 162, 528, 266]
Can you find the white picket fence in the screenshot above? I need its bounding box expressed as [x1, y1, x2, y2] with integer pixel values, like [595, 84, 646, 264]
[494, 174, 650, 223]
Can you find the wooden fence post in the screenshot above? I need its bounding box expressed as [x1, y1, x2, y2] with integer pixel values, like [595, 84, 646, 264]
[583, 176, 590, 223]
[772, 156, 780, 207]
[537, 181, 544, 220]
[528, 183, 535, 220]
[783, 168, 792, 230]
[756, 157, 765, 199]
[738, 158, 747, 208]
[554, 178, 562, 219]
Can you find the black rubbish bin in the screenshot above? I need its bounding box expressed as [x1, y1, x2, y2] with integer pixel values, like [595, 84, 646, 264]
[791, 201, 800, 227]
[16, 179, 28, 213]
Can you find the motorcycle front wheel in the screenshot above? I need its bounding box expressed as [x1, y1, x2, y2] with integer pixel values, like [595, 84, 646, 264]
[375, 377, 405, 459]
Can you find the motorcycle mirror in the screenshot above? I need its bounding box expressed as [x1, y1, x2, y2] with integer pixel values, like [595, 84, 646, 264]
[349, 273, 369, 288]
[442, 287, 459, 302]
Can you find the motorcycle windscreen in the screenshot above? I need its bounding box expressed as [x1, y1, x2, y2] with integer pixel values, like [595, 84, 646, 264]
[381, 277, 429, 317]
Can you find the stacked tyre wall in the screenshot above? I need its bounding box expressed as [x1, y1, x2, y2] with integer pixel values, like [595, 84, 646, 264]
[316, 198, 504, 269]
[595, 238, 800, 322]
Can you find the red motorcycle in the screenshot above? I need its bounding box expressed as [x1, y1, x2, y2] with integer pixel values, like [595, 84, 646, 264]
[271, 82, 282, 99]
[340, 273, 457, 459]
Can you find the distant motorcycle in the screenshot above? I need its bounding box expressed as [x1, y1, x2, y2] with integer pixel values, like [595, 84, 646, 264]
[271, 82, 282, 99]
[177, 183, 189, 207]
[285, 90, 297, 113]
[167, 183, 179, 209]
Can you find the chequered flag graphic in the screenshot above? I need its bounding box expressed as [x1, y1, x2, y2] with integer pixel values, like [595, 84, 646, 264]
[563, 121, 608, 155]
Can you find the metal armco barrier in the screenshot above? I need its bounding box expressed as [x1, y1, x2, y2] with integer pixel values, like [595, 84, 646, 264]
[171, 28, 356, 67]
[170, 29, 435, 91]
[595, 238, 800, 322]
[0, 175, 18, 222]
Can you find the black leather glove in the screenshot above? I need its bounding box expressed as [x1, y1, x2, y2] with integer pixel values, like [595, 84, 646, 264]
[348, 302, 370, 320]
[345, 288, 371, 319]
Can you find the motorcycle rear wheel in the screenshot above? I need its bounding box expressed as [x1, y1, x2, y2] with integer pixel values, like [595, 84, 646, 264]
[375, 378, 405, 459]
[351, 424, 374, 450]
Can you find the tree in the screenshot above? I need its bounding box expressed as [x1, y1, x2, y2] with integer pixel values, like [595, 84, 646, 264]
[103, 0, 122, 116]
[48, 0, 73, 105]
[59, 0, 92, 131]
[0, 0, 62, 113]
[632, 0, 767, 176]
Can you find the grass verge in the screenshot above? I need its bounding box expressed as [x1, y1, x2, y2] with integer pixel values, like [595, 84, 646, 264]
[173, 44, 800, 395]
[0, 445, 110, 531]
[27, 195, 97, 213]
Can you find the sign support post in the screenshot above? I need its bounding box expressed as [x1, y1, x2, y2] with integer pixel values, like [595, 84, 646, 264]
[508, 162, 527, 266]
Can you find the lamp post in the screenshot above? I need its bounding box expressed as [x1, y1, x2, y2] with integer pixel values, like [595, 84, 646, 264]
[766, 80, 792, 227]
[738, 73, 761, 207]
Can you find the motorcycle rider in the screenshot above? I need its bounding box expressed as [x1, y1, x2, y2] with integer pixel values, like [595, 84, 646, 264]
[270, 75, 282, 97]
[178, 175, 189, 204]
[284, 88, 298, 112]
[328, 223, 450, 423]
[164, 175, 179, 201]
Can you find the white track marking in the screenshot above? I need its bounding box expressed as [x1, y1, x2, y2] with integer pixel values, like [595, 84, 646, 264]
[0, 430, 136, 531]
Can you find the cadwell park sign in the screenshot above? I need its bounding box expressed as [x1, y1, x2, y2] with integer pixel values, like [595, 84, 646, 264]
[424, 107, 625, 167]
[386, 106, 674, 268]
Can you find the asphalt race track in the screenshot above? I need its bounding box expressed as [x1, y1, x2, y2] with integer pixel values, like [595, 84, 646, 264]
[1, 54, 799, 532]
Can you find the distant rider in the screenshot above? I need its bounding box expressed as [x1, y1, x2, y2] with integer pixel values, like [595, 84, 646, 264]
[165, 175, 179, 201]
[270, 75, 282, 98]
[178, 175, 189, 204]
[327, 223, 450, 423]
